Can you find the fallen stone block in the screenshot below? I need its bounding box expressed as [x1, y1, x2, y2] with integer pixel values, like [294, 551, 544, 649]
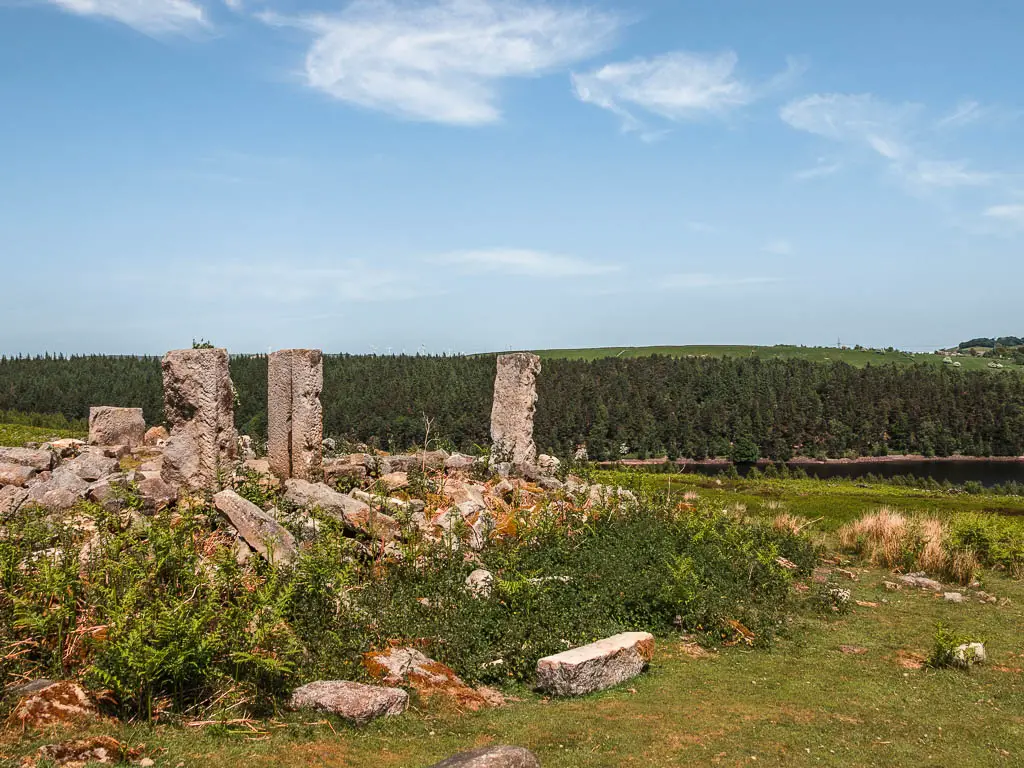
[0, 446, 54, 471]
[537, 454, 561, 476]
[427, 746, 541, 768]
[444, 453, 477, 471]
[63, 452, 119, 482]
[214, 490, 298, 565]
[287, 680, 408, 725]
[364, 647, 493, 710]
[88, 406, 146, 448]
[284, 479, 399, 540]
[536, 632, 654, 696]
[0, 461, 36, 487]
[322, 457, 368, 484]
[378, 471, 408, 491]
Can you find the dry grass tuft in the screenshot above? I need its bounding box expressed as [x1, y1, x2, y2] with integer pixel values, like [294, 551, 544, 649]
[837, 507, 978, 584]
[772, 513, 814, 536]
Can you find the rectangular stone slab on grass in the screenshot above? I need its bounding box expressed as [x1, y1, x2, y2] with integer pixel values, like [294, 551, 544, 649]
[536, 631, 654, 696]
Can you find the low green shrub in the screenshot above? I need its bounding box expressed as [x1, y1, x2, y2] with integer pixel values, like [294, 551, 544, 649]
[948, 513, 1024, 577]
[927, 622, 983, 669]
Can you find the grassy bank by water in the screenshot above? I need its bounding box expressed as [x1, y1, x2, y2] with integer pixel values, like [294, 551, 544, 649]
[595, 469, 1024, 529]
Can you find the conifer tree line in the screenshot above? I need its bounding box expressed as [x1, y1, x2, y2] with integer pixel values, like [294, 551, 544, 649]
[2, 353, 1024, 460]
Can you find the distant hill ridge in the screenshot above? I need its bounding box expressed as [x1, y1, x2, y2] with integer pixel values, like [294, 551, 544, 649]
[958, 337, 1024, 350]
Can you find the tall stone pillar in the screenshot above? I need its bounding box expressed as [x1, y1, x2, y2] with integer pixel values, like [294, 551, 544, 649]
[268, 349, 323, 481]
[490, 352, 541, 466]
[160, 348, 238, 493]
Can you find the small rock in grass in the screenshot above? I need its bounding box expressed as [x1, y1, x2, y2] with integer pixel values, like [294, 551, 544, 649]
[944, 592, 964, 604]
[898, 573, 943, 592]
[465, 568, 494, 598]
[954, 642, 987, 667]
[36, 736, 125, 766]
[839, 645, 868, 655]
[427, 746, 541, 768]
[10, 681, 98, 728]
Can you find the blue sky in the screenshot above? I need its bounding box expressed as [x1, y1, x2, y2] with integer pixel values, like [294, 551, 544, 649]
[1, 0, 1022, 355]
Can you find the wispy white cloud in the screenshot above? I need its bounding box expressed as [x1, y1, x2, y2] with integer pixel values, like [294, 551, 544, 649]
[434, 248, 619, 277]
[909, 160, 996, 188]
[762, 239, 793, 256]
[40, 0, 207, 34]
[572, 51, 800, 136]
[984, 204, 1024, 227]
[936, 99, 983, 129]
[662, 274, 781, 289]
[780, 92, 998, 191]
[794, 157, 842, 181]
[259, 0, 619, 125]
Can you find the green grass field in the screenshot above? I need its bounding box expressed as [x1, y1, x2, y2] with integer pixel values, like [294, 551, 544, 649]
[0, 422, 85, 447]
[531, 344, 1023, 372]
[6, 572, 1020, 768]
[596, 469, 1024, 530]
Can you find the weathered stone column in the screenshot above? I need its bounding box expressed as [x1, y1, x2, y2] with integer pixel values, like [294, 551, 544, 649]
[160, 348, 237, 492]
[268, 349, 323, 481]
[490, 352, 541, 466]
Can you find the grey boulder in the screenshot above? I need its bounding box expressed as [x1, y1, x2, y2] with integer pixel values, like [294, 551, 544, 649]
[284, 479, 399, 540]
[88, 406, 146, 448]
[63, 452, 120, 482]
[287, 680, 408, 725]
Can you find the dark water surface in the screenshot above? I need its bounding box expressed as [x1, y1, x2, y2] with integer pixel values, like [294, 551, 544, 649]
[672, 459, 1024, 488]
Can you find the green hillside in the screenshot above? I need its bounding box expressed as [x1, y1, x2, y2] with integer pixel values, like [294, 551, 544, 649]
[532, 344, 1024, 372]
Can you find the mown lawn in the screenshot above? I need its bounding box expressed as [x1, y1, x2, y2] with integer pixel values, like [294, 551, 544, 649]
[531, 344, 1022, 373]
[4, 567, 1021, 767]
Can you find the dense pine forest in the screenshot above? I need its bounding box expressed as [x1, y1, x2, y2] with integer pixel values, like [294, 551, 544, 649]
[2, 353, 1024, 460]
